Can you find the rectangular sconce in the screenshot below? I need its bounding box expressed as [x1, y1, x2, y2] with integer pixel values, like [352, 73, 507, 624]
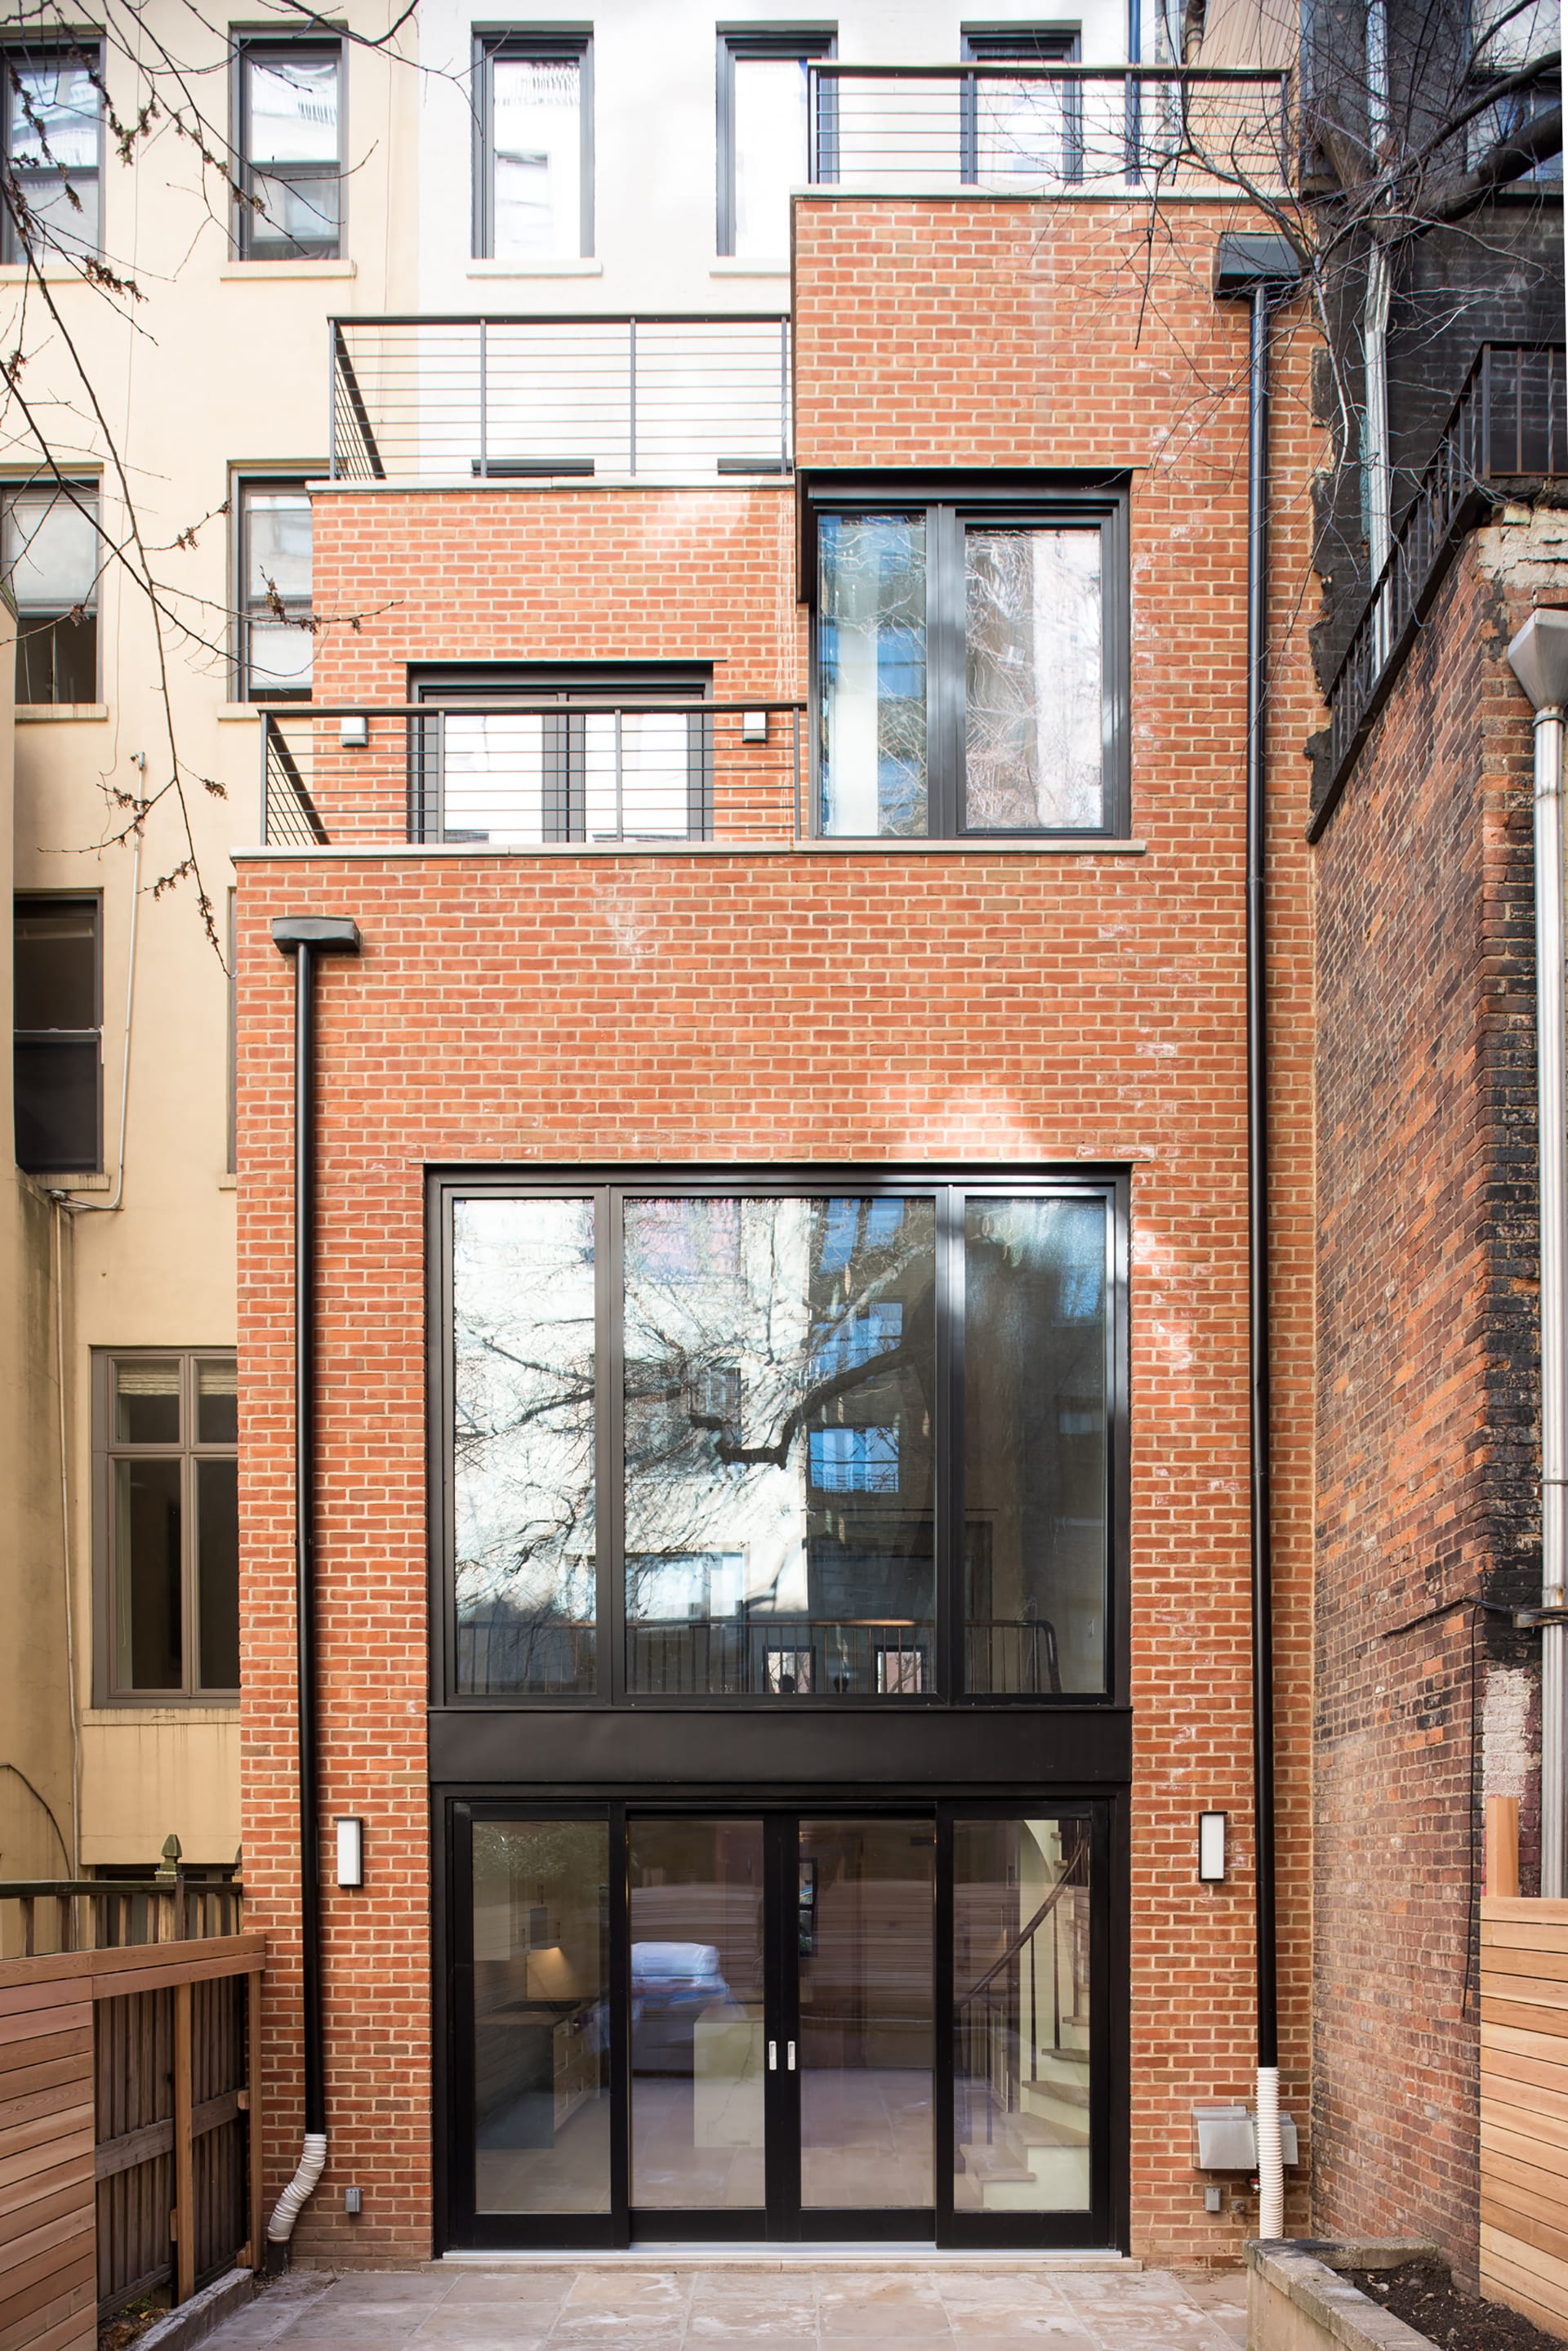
[340, 713, 369, 748]
[741, 709, 768, 743]
[335, 1816, 364, 1888]
[1198, 1811, 1227, 1883]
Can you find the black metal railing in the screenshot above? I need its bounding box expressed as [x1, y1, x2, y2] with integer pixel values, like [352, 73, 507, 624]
[329, 315, 792, 484]
[259, 700, 806, 849]
[807, 63, 1291, 191]
[1316, 342, 1568, 832]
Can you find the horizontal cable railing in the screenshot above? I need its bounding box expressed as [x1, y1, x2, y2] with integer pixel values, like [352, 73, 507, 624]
[260, 701, 806, 849]
[330, 315, 792, 484]
[807, 62, 1292, 192]
[1316, 342, 1567, 832]
[0, 1874, 243, 1957]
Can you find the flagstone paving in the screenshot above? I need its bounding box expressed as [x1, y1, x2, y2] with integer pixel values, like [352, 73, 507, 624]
[199, 2260, 1250, 2351]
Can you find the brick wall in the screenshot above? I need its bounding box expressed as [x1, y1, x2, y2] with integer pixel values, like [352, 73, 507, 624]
[238, 195, 1323, 2267]
[1311, 518, 1558, 2279]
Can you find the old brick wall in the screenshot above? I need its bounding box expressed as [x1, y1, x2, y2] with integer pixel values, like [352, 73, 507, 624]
[1312, 515, 1560, 2278]
[238, 195, 1322, 2267]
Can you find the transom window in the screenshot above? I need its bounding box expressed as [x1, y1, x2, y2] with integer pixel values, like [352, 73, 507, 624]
[439, 1176, 1120, 1704]
[809, 484, 1128, 839]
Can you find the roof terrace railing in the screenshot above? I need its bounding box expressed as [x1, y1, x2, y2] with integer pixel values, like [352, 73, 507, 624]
[260, 700, 807, 849]
[805, 62, 1292, 193]
[1313, 341, 1567, 835]
[329, 314, 792, 484]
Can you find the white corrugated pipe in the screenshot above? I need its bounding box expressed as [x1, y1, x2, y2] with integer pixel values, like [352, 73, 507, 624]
[1507, 608, 1568, 1900]
[266, 2132, 327, 2245]
[1255, 2065, 1284, 2239]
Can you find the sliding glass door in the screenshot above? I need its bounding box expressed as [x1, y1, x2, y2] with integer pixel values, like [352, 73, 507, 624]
[448, 1800, 1109, 2250]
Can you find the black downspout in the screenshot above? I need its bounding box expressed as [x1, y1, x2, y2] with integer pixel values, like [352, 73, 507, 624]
[267, 913, 361, 2257]
[1214, 233, 1301, 2215]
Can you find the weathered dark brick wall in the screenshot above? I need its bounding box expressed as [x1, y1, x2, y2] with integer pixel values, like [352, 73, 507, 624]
[1312, 524, 1547, 2280]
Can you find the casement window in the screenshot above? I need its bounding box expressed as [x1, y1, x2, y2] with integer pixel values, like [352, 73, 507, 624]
[2, 43, 102, 263]
[13, 894, 100, 1175]
[2, 480, 100, 703]
[438, 1173, 1122, 1705]
[238, 478, 314, 699]
[237, 40, 343, 259]
[474, 32, 593, 261]
[808, 480, 1128, 838]
[93, 1352, 239, 1702]
[717, 26, 836, 260]
[960, 24, 1081, 182]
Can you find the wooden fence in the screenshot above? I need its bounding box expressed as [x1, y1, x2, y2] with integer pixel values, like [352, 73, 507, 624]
[0, 1936, 264, 2351]
[1479, 1874, 1568, 2340]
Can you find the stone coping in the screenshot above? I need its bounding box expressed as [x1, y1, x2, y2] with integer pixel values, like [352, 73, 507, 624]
[1246, 2240, 1442, 2351]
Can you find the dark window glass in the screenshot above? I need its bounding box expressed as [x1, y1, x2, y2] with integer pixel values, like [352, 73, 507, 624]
[2, 47, 101, 263]
[453, 1197, 597, 1695]
[816, 499, 1118, 839]
[101, 1352, 239, 1700]
[13, 895, 100, 1172]
[470, 1818, 611, 2214]
[953, 1815, 1091, 2213]
[239, 44, 341, 259]
[3, 486, 99, 705]
[476, 37, 591, 261]
[239, 481, 313, 698]
[964, 1197, 1109, 1693]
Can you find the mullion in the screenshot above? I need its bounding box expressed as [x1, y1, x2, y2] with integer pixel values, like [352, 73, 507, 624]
[935, 1186, 960, 1701]
[601, 1187, 624, 1704]
[929, 506, 965, 838]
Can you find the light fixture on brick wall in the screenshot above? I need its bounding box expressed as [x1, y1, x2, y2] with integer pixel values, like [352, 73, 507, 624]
[336, 1817, 364, 1889]
[340, 712, 369, 747]
[741, 709, 768, 743]
[1198, 1811, 1227, 1883]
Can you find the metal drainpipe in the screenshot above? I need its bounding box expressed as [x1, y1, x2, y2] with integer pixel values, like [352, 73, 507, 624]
[1214, 230, 1301, 2242]
[266, 914, 362, 2259]
[1507, 610, 1568, 1898]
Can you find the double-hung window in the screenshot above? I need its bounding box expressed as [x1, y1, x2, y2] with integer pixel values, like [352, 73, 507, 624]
[439, 1174, 1120, 1704]
[238, 478, 314, 698]
[13, 894, 100, 1174]
[94, 1353, 240, 1702]
[3, 480, 100, 703]
[474, 32, 593, 261]
[2, 43, 101, 263]
[238, 40, 344, 259]
[810, 481, 1127, 838]
[717, 27, 836, 260]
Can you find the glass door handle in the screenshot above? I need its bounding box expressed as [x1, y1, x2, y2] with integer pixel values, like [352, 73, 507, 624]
[787, 2040, 796, 2071]
[768, 2040, 777, 2071]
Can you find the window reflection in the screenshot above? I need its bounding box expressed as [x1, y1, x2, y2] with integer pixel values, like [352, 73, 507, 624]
[818, 515, 928, 837]
[624, 1196, 937, 1696]
[964, 529, 1104, 832]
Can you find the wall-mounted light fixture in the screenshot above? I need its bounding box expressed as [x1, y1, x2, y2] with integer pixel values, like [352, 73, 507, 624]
[741, 709, 768, 743]
[335, 1816, 364, 1889]
[340, 713, 369, 748]
[1198, 1811, 1227, 1884]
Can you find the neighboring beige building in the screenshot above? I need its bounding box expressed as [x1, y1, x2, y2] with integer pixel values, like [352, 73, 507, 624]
[2, 0, 1123, 1875]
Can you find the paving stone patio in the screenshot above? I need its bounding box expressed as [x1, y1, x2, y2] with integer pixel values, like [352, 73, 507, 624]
[200, 2261, 1250, 2351]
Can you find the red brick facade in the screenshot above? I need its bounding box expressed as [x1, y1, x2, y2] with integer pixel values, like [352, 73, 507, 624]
[237, 195, 1323, 2267]
[1311, 527, 1548, 2281]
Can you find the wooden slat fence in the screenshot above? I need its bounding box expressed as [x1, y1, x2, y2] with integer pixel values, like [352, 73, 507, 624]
[1480, 1890, 1568, 2341]
[0, 1938, 265, 2351]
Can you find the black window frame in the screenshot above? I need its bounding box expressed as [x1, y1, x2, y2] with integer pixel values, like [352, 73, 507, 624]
[234, 34, 345, 261]
[3, 475, 101, 706]
[472, 26, 595, 261]
[716, 23, 837, 257]
[960, 22, 1082, 184]
[430, 1163, 1129, 1714]
[91, 1349, 241, 1707]
[1, 38, 104, 265]
[802, 471, 1131, 841]
[234, 471, 315, 702]
[13, 890, 102, 1176]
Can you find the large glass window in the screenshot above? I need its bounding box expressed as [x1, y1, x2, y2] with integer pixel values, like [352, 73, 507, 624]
[3, 482, 100, 704]
[238, 42, 342, 260]
[961, 25, 1082, 186]
[475, 35, 592, 261]
[95, 1352, 240, 1702]
[444, 1180, 1116, 1702]
[238, 480, 314, 699]
[13, 894, 100, 1173]
[718, 29, 836, 260]
[2, 45, 101, 264]
[815, 493, 1123, 839]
